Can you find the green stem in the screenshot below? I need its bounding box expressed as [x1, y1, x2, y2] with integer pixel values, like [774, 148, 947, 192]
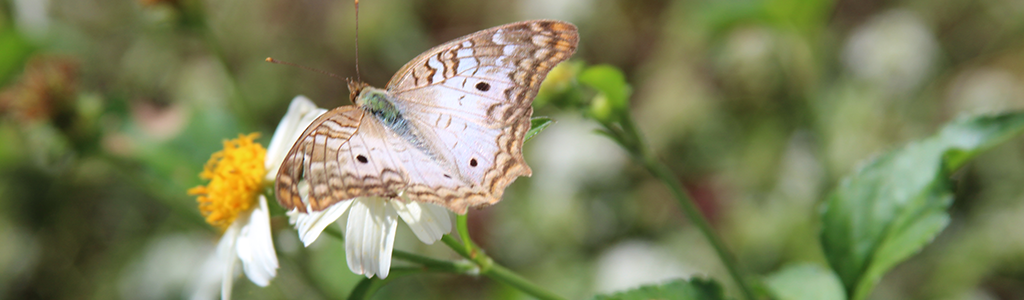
[644, 157, 755, 299]
[441, 234, 472, 258]
[457, 212, 474, 251]
[322, 218, 563, 299]
[347, 267, 425, 300]
[443, 214, 566, 300]
[391, 250, 471, 273]
[322, 226, 472, 274]
[614, 114, 757, 300]
[484, 263, 564, 300]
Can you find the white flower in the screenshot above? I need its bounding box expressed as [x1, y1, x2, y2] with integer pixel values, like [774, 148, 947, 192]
[265, 96, 329, 182]
[189, 95, 326, 299]
[209, 195, 277, 300]
[272, 97, 453, 279]
[290, 196, 453, 279]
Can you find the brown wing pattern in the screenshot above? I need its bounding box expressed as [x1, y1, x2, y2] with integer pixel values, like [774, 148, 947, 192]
[384, 20, 578, 212]
[275, 106, 409, 212]
[387, 20, 579, 96]
[276, 20, 579, 214]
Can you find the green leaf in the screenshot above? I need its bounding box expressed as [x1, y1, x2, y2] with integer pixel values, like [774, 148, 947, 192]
[763, 0, 835, 33]
[0, 29, 35, 85]
[579, 65, 632, 121]
[694, 0, 835, 37]
[525, 117, 554, 143]
[535, 60, 586, 109]
[819, 113, 1024, 300]
[591, 128, 628, 150]
[591, 278, 727, 300]
[579, 65, 631, 105]
[765, 264, 846, 300]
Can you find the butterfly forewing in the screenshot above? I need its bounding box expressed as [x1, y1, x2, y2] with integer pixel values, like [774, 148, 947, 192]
[387, 20, 577, 212]
[277, 107, 407, 211]
[276, 20, 578, 213]
[277, 107, 501, 212]
[386, 20, 578, 94]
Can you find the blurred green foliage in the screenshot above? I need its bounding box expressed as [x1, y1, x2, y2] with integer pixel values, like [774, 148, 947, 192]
[765, 264, 845, 300]
[591, 278, 725, 300]
[2, 0, 1024, 299]
[820, 113, 1024, 300]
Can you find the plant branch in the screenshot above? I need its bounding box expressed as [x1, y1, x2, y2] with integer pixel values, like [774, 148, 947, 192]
[457, 212, 474, 252]
[440, 214, 567, 300]
[347, 267, 427, 300]
[608, 113, 757, 300]
[321, 226, 472, 274]
[323, 217, 565, 299]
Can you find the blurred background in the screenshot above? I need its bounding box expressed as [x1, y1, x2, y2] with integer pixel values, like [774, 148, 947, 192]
[2, 0, 1024, 299]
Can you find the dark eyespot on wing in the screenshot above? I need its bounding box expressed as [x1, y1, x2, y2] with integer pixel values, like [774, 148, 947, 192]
[475, 82, 490, 92]
[470, 158, 478, 167]
[357, 155, 369, 163]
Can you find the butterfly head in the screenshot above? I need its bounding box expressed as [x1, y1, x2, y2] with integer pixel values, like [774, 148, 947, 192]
[346, 79, 370, 103]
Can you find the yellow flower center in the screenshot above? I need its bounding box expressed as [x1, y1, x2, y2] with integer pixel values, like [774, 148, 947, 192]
[187, 133, 267, 231]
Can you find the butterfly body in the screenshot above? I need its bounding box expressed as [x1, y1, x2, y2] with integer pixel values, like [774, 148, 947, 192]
[356, 87, 403, 128]
[277, 20, 578, 214]
[355, 87, 420, 152]
[356, 86, 464, 183]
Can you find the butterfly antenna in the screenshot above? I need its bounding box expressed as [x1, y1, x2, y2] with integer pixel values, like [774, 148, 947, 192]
[354, 0, 361, 83]
[265, 57, 347, 82]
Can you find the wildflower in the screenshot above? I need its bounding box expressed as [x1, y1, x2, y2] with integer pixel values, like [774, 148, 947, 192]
[290, 195, 453, 278]
[189, 133, 265, 230]
[187, 95, 326, 299]
[188, 134, 280, 299]
[264, 96, 328, 182]
[279, 99, 453, 279]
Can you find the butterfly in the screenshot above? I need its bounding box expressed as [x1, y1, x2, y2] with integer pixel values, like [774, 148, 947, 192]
[275, 20, 579, 214]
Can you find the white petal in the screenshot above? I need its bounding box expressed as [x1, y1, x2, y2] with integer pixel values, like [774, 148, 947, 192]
[235, 196, 279, 287]
[392, 201, 452, 244]
[288, 199, 354, 247]
[265, 95, 328, 181]
[217, 220, 243, 300]
[345, 198, 399, 279]
[297, 179, 311, 208]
